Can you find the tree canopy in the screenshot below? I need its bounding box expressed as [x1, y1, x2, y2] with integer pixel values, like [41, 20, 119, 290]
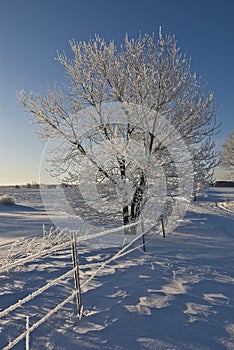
[18, 30, 219, 233]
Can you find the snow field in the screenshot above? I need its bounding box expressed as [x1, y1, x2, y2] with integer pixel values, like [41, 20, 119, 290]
[0, 188, 233, 349]
[0, 222, 155, 349]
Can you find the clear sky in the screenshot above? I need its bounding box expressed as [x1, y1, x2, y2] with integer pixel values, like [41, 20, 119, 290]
[0, 0, 234, 185]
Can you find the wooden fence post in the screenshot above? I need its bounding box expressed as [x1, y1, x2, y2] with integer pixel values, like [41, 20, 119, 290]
[70, 231, 83, 319]
[160, 215, 166, 238]
[141, 220, 146, 252]
[25, 316, 30, 350]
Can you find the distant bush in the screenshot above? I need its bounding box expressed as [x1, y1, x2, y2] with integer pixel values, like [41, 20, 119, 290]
[0, 195, 16, 206]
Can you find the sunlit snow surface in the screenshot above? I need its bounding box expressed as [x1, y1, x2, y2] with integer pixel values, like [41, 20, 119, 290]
[0, 187, 234, 350]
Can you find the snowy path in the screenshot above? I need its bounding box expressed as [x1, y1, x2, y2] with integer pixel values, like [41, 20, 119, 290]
[0, 188, 234, 349]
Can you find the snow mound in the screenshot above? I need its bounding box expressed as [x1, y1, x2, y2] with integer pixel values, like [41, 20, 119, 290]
[218, 200, 234, 213]
[0, 194, 16, 206]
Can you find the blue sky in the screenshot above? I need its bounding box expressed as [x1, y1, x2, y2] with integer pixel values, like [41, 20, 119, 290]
[0, 0, 234, 185]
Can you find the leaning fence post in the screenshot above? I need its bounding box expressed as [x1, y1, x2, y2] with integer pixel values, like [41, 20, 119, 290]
[160, 215, 166, 238]
[70, 231, 83, 319]
[25, 315, 30, 350]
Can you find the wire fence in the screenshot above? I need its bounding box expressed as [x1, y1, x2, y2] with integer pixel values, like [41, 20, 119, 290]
[0, 221, 159, 350]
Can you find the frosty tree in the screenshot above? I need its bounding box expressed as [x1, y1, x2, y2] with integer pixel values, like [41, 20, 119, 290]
[18, 30, 218, 233]
[220, 131, 234, 175]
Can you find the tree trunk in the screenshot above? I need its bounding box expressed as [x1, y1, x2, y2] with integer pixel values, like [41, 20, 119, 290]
[123, 205, 129, 224]
[125, 174, 145, 235]
[131, 174, 145, 220]
[118, 156, 132, 234]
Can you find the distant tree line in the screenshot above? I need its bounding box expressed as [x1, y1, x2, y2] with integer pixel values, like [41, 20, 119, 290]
[212, 181, 234, 187]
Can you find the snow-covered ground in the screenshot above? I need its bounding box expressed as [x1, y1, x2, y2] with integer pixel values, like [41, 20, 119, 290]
[0, 187, 234, 349]
[0, 188, 50, 245]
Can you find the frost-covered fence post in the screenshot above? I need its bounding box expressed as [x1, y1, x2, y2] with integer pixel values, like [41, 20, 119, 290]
[160, 215, 166, 238]
[70, 231, 83, 319]
[25, 315, 30, 350]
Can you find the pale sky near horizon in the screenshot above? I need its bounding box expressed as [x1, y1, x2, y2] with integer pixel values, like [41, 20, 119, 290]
[0, 0, 234, 185]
